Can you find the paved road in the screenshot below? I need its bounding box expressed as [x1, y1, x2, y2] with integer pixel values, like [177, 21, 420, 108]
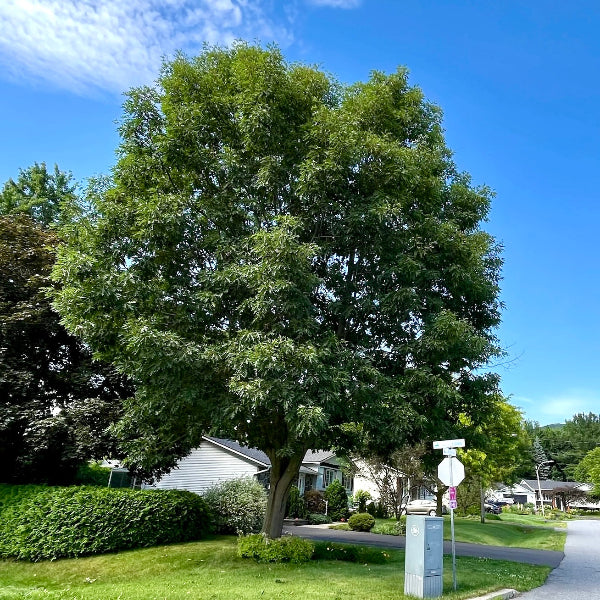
[518, 519, 600, 600]
[283, 523, 563, 567]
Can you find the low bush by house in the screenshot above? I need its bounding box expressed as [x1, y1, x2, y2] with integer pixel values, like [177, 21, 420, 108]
[202, 477, 267, 535]
[307, 512, 332, 525]
[0, 485, 211, 561]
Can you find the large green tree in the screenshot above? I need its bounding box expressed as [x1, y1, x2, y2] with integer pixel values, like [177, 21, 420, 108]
[53, 44, 502, 537]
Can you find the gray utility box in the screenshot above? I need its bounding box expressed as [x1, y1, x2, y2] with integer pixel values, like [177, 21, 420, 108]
[404, 515, 444, 598]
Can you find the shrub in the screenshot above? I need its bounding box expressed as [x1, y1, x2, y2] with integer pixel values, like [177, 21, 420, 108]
[307, 512, 332, 525]
[367, 500, 387, 519]
[74, 462, 111, 486]
[312, 542, 392, 564]
[486, 513, 501, 521]
[203, 477, 267, 535]
[348, 512, 375, 532]
[353, 489, 372, 513]
[238, 534, 314, 563]
[304, 489, 326, 514]
[324, 480, 349, 521]
[372, 518, 406, 536]
[0, 485, 211, 561]
[286, 486, 306, 519]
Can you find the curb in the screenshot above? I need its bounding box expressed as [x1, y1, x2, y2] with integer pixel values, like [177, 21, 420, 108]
[467, 589, 518, 600]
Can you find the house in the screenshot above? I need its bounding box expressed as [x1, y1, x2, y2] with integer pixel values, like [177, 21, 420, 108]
[145, 437, 353, 496]
[492, 479, 592, 510]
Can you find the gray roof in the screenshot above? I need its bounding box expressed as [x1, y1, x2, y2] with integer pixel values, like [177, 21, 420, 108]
[521, 479, 586, 491]
[204, 437, 339, 469]
[205, 437, 270, 467]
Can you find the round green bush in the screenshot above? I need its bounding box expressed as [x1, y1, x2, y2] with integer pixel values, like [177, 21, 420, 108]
[348, 512, 375, 532]
[0, 485, 211, 561]
[202, 477, 267, 535]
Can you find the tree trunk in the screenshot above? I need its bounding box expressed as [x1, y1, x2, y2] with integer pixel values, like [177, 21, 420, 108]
[436, 486, 447, 515]
[480, 480, 486, 524]
[262, 452, 305, 538]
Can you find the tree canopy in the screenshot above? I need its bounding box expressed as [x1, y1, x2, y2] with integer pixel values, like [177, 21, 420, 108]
[52, 43, 503, 536]
[0, 162, 77, 227]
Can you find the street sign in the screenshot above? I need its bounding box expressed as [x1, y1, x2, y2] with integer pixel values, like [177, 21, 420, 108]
[449, 486, 456, 501]
[437, 456, 465, 487]
[433, 438, 465, 450]
[449, 500, 458, 509]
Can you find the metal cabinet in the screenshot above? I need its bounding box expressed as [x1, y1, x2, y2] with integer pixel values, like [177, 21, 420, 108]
[404, 515, 444, 598]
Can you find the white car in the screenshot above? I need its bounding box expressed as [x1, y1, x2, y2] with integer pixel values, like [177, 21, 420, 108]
[405, 499, 446, 516]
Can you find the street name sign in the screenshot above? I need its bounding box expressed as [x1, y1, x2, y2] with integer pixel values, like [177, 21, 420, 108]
[432, 438, 465, 450]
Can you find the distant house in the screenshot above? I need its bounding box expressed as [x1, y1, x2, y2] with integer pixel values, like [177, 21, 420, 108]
[492, 479, 592, 510]
[145, 437, 353, 496]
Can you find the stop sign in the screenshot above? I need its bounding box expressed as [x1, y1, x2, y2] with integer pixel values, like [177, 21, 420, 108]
[437, 457, 465, 486]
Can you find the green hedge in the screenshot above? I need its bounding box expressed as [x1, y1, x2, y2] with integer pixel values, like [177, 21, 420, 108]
[0, 485, 211, 561]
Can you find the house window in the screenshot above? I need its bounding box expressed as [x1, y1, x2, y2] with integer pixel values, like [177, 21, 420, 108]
[341, 472, 353, 493]
[323, 468, 336, 488]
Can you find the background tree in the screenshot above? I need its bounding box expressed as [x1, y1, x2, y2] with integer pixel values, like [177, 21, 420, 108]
[0, 173, 132, 484]
[52, 43, 502, 537]
[575, 447, 600, 497]
[0, 162, 77, 227]
[458, 398, 526, 521]
[521, 413, 600, 481]
[355, 443, 428, 519]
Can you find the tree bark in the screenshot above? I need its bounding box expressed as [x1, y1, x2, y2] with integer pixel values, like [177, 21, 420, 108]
[262, 451, 305, 538]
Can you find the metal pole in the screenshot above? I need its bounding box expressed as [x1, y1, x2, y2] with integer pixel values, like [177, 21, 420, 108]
[535, 464, 544, 517]
[450, 457, 457, 591]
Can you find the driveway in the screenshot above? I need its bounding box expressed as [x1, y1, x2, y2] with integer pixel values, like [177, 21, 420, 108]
[283, 523, 563, 568]
[518, 519, 600, 599]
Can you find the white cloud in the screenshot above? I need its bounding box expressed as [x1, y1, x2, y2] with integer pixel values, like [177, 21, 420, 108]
[0, 0, 294, 95]
[539, 390, 599, 421]
[307, 0, 361, 8]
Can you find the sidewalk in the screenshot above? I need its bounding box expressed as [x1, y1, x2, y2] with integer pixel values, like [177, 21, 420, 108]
[517, 519, 600, 599]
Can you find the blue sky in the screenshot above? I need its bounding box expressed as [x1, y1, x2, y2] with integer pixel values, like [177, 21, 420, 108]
[1, 0, 598, 426]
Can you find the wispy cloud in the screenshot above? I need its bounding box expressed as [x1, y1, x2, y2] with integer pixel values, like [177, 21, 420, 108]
[0, 0, 294, 95]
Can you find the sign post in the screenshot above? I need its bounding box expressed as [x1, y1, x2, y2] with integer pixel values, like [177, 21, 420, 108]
[434, 439, 465, 591]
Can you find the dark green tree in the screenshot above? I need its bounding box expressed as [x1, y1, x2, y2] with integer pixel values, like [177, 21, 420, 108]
[324, 479, 349, 521]
[52, 44, 502, 537]
[0, 210, 131, 484]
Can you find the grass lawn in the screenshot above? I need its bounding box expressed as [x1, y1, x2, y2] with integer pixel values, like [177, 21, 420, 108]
[444, 517, 566, 552]
[0, 537, 550, 600]
[355, 514, 566, 552]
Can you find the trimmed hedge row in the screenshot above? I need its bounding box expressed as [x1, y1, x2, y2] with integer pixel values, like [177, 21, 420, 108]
[0, 485, 211, 561]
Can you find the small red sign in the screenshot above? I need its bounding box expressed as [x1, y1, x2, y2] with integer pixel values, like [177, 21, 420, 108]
[449, 486, 457, 501]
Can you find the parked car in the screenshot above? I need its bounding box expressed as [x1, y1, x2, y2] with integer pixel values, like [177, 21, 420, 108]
[405, 499, 447, 516]
[484, 502, 502, 514]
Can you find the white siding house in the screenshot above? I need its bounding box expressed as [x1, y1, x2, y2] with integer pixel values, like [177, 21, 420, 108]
[145, 437, 352, 496]
[145, 437, 269, 494]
